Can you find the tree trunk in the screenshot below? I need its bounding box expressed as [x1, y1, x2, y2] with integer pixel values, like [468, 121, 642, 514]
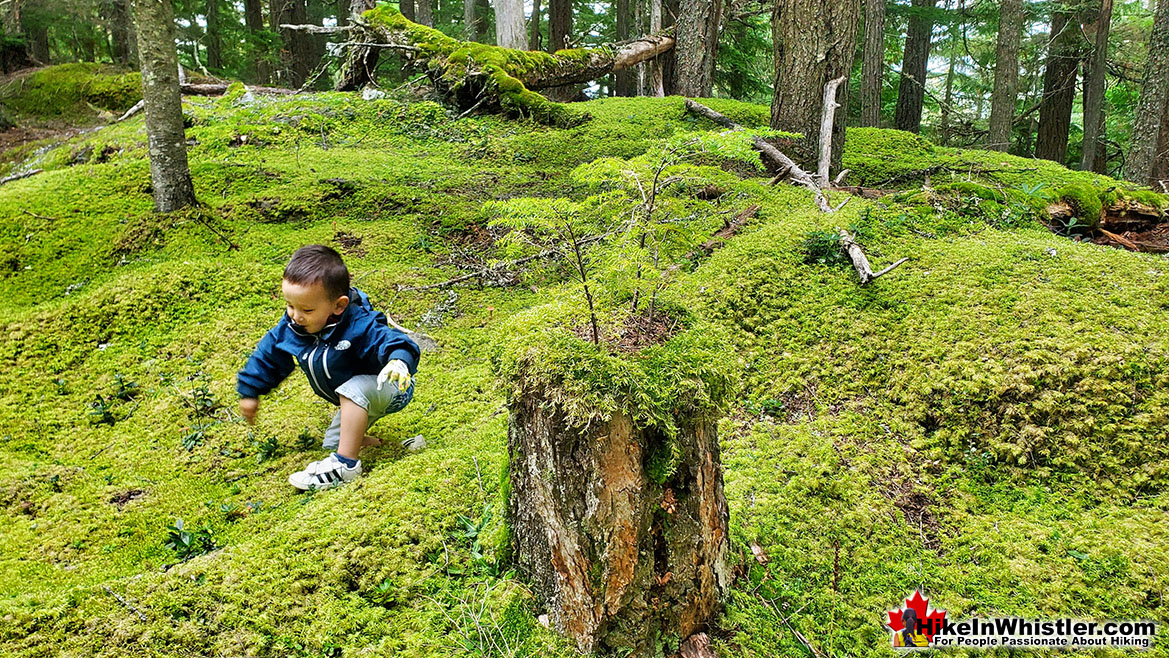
[529, 0, 542, 50]
[464, 0, 478, 39]
[130, 0, 196, 212]
[494, 0, 528, 48]
[548, 0, 571, 50]
[507, 394, 730, 655]
[1152, 95, 1169, 186]
[660, 0, 678, 93]
[859, 0, 885, 127]
[893, 0, 936, 133]
[1036, 5, 1084, 163]
[939, 33, 956, 145]
[987, 0, 1023, 151]
[648, 0, 664, 95]
[401, 0, 415, 22]
[244, 0, 269, 83]
[771, 0, 861, 169]
[416, 0, 434, 26]
[27, 23, 50, 65]
[337, 0, 349, 26]
[1081, 0, 1112, 172]
[615, 0, 635, 95]
[206, 0, 223, 69]
[110, 0, 134, 65]
[672, 0, 722, 96]
[1127, 0, 1169, 184]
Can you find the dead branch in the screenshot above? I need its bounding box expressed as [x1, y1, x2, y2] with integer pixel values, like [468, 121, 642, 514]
[117, 99, 144, 122]
[279, 23, 355, 34]
[180, 83, 297, 96]
[0, 169, 42, 186]
[839, 229, 909, 284]
[817, 76, 846, 186]
[102, 585, 148, 623]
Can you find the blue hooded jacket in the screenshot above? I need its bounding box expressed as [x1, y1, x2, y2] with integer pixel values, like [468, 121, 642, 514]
[236, 287, 420, 405]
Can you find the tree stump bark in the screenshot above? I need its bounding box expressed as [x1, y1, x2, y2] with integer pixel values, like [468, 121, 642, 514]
[507, 389, 731, 654]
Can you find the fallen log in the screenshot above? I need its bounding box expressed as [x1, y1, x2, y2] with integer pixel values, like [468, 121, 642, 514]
[328, 6, 674, 126]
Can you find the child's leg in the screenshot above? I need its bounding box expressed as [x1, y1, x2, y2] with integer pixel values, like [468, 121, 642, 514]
[335, 395, 368, 462]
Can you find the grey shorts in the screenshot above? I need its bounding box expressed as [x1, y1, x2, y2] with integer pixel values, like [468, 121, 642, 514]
[322, 374, 415, 449]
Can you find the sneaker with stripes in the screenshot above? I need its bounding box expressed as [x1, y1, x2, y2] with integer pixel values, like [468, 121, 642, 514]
[288, 453, 362, 491]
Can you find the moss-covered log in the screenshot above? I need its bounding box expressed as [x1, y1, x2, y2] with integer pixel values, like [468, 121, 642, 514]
[335, 6, 674, 126]
[507, 389, 730, 654]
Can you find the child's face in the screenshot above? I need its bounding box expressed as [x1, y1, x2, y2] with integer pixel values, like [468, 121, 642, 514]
[282, 279, 349, 334]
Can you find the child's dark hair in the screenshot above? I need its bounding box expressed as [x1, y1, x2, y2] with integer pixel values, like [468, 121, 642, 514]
[283, 245, 349, 300]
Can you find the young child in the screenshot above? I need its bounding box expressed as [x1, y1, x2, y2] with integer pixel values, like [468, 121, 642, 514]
[236, 244, 420, 491]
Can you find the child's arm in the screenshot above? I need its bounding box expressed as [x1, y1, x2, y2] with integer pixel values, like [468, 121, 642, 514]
[236, 328, 295, 422]
[358, 321, 421, 390]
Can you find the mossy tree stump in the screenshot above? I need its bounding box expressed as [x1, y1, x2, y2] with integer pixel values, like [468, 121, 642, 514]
[499, 323, 734, 655]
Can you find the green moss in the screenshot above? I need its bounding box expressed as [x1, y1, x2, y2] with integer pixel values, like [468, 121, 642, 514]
[1121, 188, 1169, 210]
[935, 181, 1005, 202]
[3, 93, 1169, 658]
[1057, 182, 1104, 232]
[841, 127, 936, 187]
[0, 63, 141, 122]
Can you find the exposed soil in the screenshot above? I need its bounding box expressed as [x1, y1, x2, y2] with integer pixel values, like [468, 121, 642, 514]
[109, 489, 146, 509]
[334, 230, 367, 257]
[572, 310, 679, 353]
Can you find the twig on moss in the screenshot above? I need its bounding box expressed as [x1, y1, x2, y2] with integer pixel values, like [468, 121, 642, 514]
[22, 209, 58, 221]
[102, 584, 148, 622]
[1, 169, 43, 186]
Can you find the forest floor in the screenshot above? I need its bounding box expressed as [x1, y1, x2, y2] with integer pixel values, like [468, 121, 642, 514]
[1, 65, 1168, 657]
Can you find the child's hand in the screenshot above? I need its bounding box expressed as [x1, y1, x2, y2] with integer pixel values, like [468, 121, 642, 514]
[377, 360, 412, 391]
[239, 397, 259, 424]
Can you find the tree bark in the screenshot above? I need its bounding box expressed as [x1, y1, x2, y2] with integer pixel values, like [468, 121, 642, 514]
[615, 0, 635, 95]
[771, 0, 861, 169]
[987, 0, 1024, 151]
[860, 0, 885, 127]
[1081, 0, 1112, 172]
[647, 0, 664, 95]
[1127, 0, 1169, 184]
[401, 0, 415, 22]
[893, 0, 936, 133]
[1152, 95, 1169, 186]
[416, 0, 434, 26]
[244, 0, 269, 83]
[548, 0, 571, 50]
[206, 0, 223, 69]
[672, 0, 722, 96]
[1036, 5, 1084, 163]
[529, 0, 542, 50]
[337, 0, 349, 26]
[939, 31, 956, 145]
[110, 0, 134, 66]
[494, 0, 528, 48]
[507, 394, 730, 655]
[465, 0, 479, 39]
[130, 0, 196, 212]
[660, 0, 678, 93]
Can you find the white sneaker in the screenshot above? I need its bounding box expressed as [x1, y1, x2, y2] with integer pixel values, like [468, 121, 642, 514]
[288, 453, 362, 491]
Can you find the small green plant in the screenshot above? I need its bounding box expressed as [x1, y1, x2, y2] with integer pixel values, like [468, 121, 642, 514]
[53, 378, 67, 395]
[164, 518, 216, 559]
[48, 474, 61, 492]
[800, 230, 847, 266]
[181, 420, 216, 451]
[371, 577, 395, 606]
[187, 381, 219, 417]
[296, 427, 316, 451]
[253, 433, 280, 463]
[112, 373, 139, 401]
[88, 395, 116, 426]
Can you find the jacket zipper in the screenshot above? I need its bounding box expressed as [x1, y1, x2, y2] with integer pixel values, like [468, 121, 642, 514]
[305, 340, 337, 403]
[322, 346, 332, 380]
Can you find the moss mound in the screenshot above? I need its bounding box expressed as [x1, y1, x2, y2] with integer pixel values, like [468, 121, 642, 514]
[0, 94, 1168, 658]
[0, 63, 142, 122]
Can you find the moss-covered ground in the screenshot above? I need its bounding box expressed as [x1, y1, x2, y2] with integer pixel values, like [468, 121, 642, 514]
[1, 67, 1167, 657]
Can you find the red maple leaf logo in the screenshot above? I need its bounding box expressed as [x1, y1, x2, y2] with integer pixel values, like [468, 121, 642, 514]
[887, 590, 947, 641]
